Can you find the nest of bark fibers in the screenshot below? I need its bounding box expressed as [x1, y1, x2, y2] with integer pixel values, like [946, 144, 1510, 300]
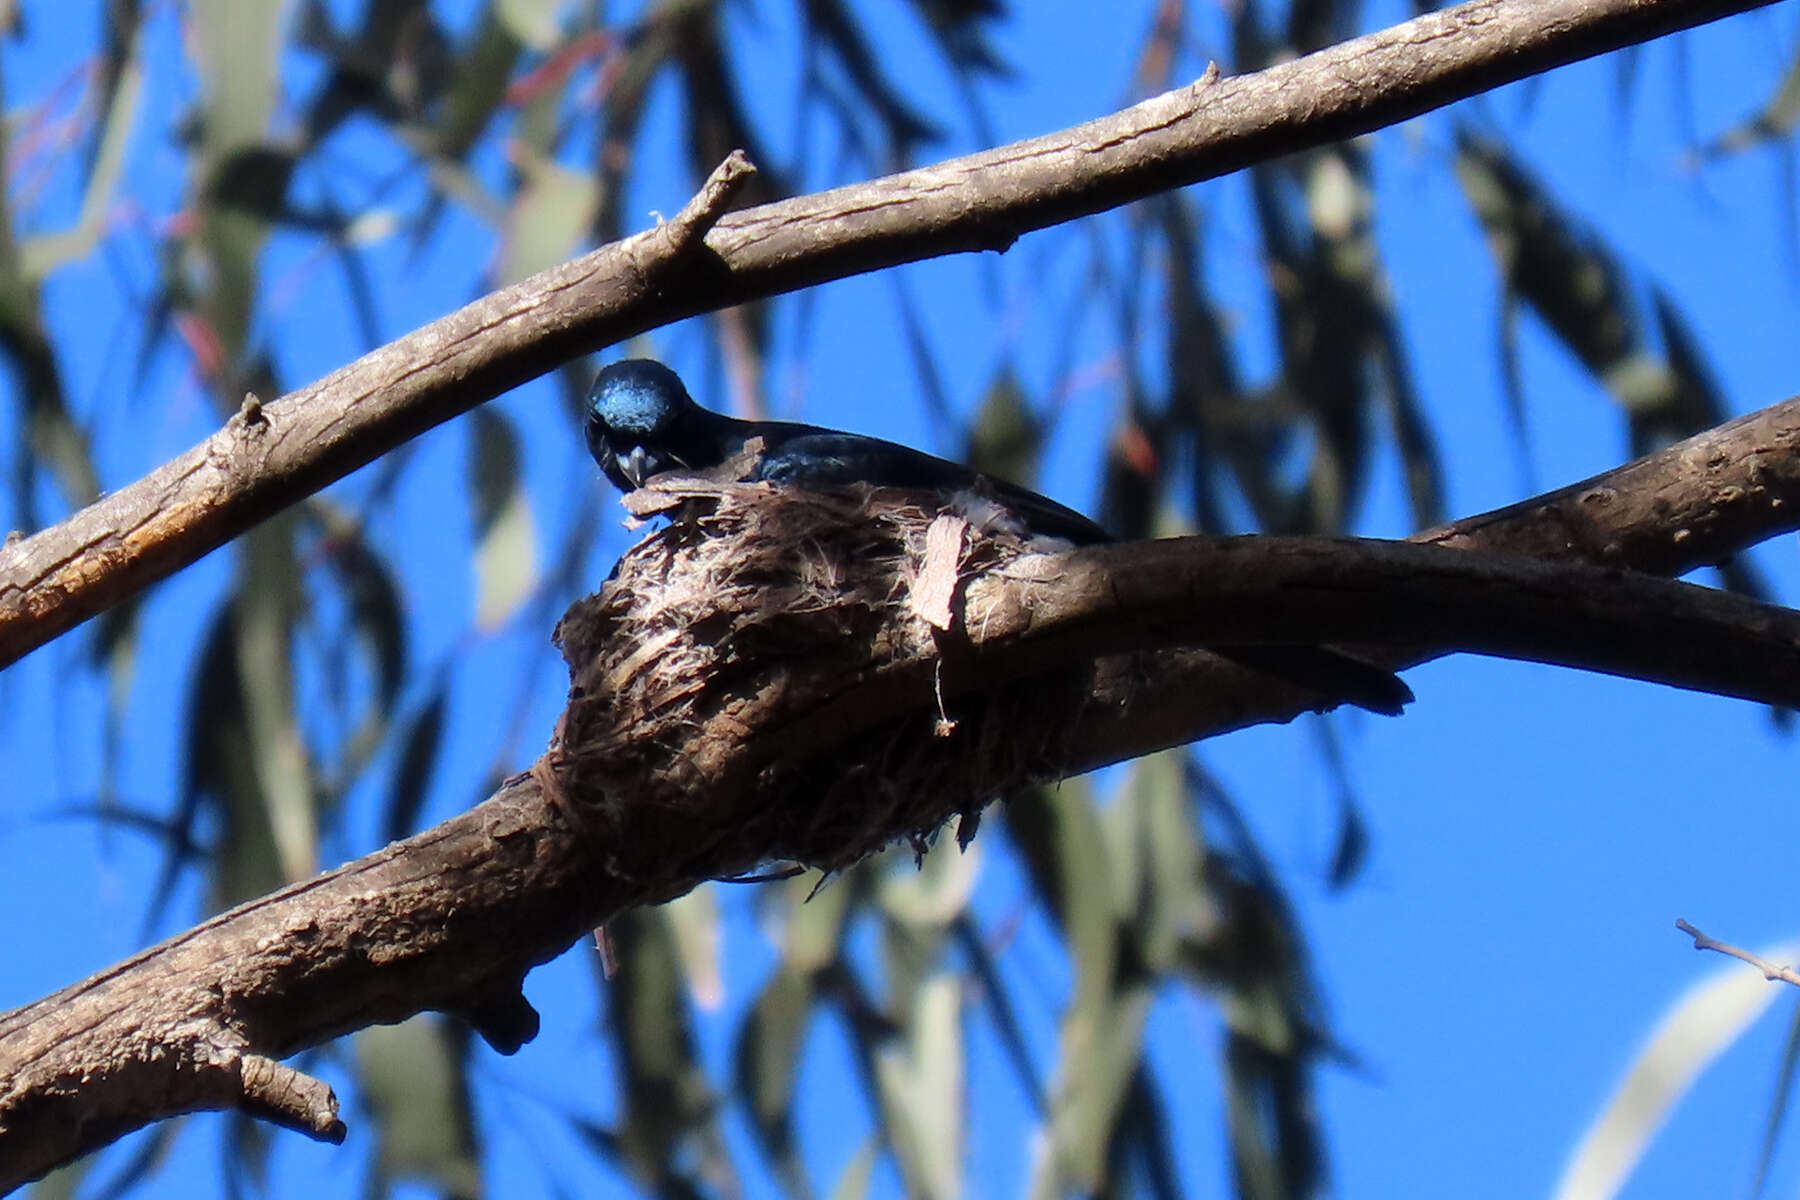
[543, 473, 1096, 893]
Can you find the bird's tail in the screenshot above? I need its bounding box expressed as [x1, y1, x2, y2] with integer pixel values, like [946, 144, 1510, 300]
[1218, 645, 1412, 717]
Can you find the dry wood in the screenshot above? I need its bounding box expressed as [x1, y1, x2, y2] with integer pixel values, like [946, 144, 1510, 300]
[0, 0, 1793, 1185]
[8, 393, 1800, 1184]
[0, 0, 1778, 668]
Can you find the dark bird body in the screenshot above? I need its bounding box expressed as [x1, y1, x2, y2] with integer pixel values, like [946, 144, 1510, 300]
[586, 359, 1410, 715]
[586, 359, 1107, 545]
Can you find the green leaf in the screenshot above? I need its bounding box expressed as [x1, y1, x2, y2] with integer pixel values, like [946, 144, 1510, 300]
[432, 4, 525, 161]
[953, 914, 1046, 1111]
[1751, 1001, 1800, 1199]
[18, 13, 143, 277]
[500, 147, 600, 284]
[85, 597, 141, 834]
[603, 909, 726, 1193]
[591, 8, 669, 244]
[26, 1155, 90, 1200]
[1032, 975, 1153, 1199]
[878, 828, 979, 931]
[232, 518, 316, 889]
[734, 962, 815, 1193]
[1158, 192, 1239, 535]
[381, 686, 448, 843]
[1696, 42, 1800, 159]
[188, 0, 285, 152]
[825, 1136, 881, 1200]
[803, 0, 942, 156]
[665, 884, 722, 1009]
[186, 0, 290, 360]
[1224, 1033, 1319, 1200]
[1247, 139, 1401, 533]
[786, 864, 856, 971]
[495, 0, 565, 51]
[359, 1017, 482, 1197]
[672, 3, 790, 215]
[1014, 777, 1155, 1198]
[1642, 286, 1728, 454]
[732, 866, 857, 1191]
[874, 972, 964, 1200]
[1117, 1067, 1183, 1200]
[306, 499, 409, 788]
[469, 407, 539, 630]
[962, 366, 1044, 484]
[1455, 129, 1639, 389]
[175, 520, 315, 915]
[0, 70, 100, 526]
[902, 0, 1009, 77]
[176, 600, 273, 914]
[1133, 750, 1208, 972]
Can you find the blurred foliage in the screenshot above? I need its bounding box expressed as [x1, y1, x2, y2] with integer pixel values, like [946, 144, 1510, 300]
[1, 1, 1784, 1197]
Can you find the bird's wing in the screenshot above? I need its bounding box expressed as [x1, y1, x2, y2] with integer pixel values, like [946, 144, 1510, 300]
[747, 430, 958, 486]
[747, 430, 1109, 544]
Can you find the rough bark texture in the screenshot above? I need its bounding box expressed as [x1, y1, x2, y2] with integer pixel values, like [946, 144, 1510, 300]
[0, 0, 1778, 668]
[1418, 399, 1800, 571]
[1, 0, 1795, 1186]
[0, 775, 608, 1185]
[10, 392, 1800, 1185]
[1061, 395, 1800, 766]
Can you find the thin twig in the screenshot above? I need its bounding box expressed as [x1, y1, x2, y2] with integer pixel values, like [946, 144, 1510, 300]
[1676, 919, 1800, 988]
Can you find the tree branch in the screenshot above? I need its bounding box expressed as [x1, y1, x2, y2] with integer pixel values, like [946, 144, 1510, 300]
[13, 398, 1800, 1182]
[1675, 919, 1800, 988]
[1059, 391, 1800, 769]
[5, 0, 1799, 1184]
[0, 775, 621, 1188]
[958, 535, 1800, 710]
[1417, 397, 1800, 571]
[0, 0, 1777, 668]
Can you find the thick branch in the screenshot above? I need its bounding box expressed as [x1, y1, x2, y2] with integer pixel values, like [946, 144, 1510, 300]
[1417, 397, 1800, 570]
[4, 0, 1798, 1183]
[957, 536, 1800, 710]
[0, 0, 1777, 668]
[0, 151, 755, 669]
[13, 424, 1800, 1183]
[1059, 394, 1800, 770]
[0, 775, 623, 1188]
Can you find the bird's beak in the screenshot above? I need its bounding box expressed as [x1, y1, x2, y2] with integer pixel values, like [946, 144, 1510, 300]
[623, 445, 651, 489]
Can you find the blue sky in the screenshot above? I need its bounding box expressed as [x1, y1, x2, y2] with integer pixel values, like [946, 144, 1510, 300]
[6, 2, 1800, 1198]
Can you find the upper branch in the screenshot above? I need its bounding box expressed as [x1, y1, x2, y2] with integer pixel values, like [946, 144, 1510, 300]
[0, 0, 1778, 667]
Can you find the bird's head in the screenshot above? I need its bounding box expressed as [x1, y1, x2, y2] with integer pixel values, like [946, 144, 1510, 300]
[585, 359, 700, 490]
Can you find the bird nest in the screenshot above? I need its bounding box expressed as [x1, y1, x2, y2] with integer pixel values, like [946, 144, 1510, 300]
[542, 473, 1093, 893]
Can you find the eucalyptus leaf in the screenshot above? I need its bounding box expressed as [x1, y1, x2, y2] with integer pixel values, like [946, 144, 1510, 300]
[469, 407, 540, 630]
[359, 1017, 482, 1197]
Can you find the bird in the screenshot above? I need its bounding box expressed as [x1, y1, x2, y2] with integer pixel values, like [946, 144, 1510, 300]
[586, 358, 1107, 546]
[585, 358, 1411, 715]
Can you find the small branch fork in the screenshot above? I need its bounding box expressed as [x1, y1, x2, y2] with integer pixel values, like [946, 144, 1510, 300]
[238, 1056, 344, 1140]
[0, 149, 755, 671]
[1676, 920, 1800, 989]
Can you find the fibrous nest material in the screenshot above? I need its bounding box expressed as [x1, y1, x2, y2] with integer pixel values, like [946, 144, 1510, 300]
[543, 474, 1095, 894]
